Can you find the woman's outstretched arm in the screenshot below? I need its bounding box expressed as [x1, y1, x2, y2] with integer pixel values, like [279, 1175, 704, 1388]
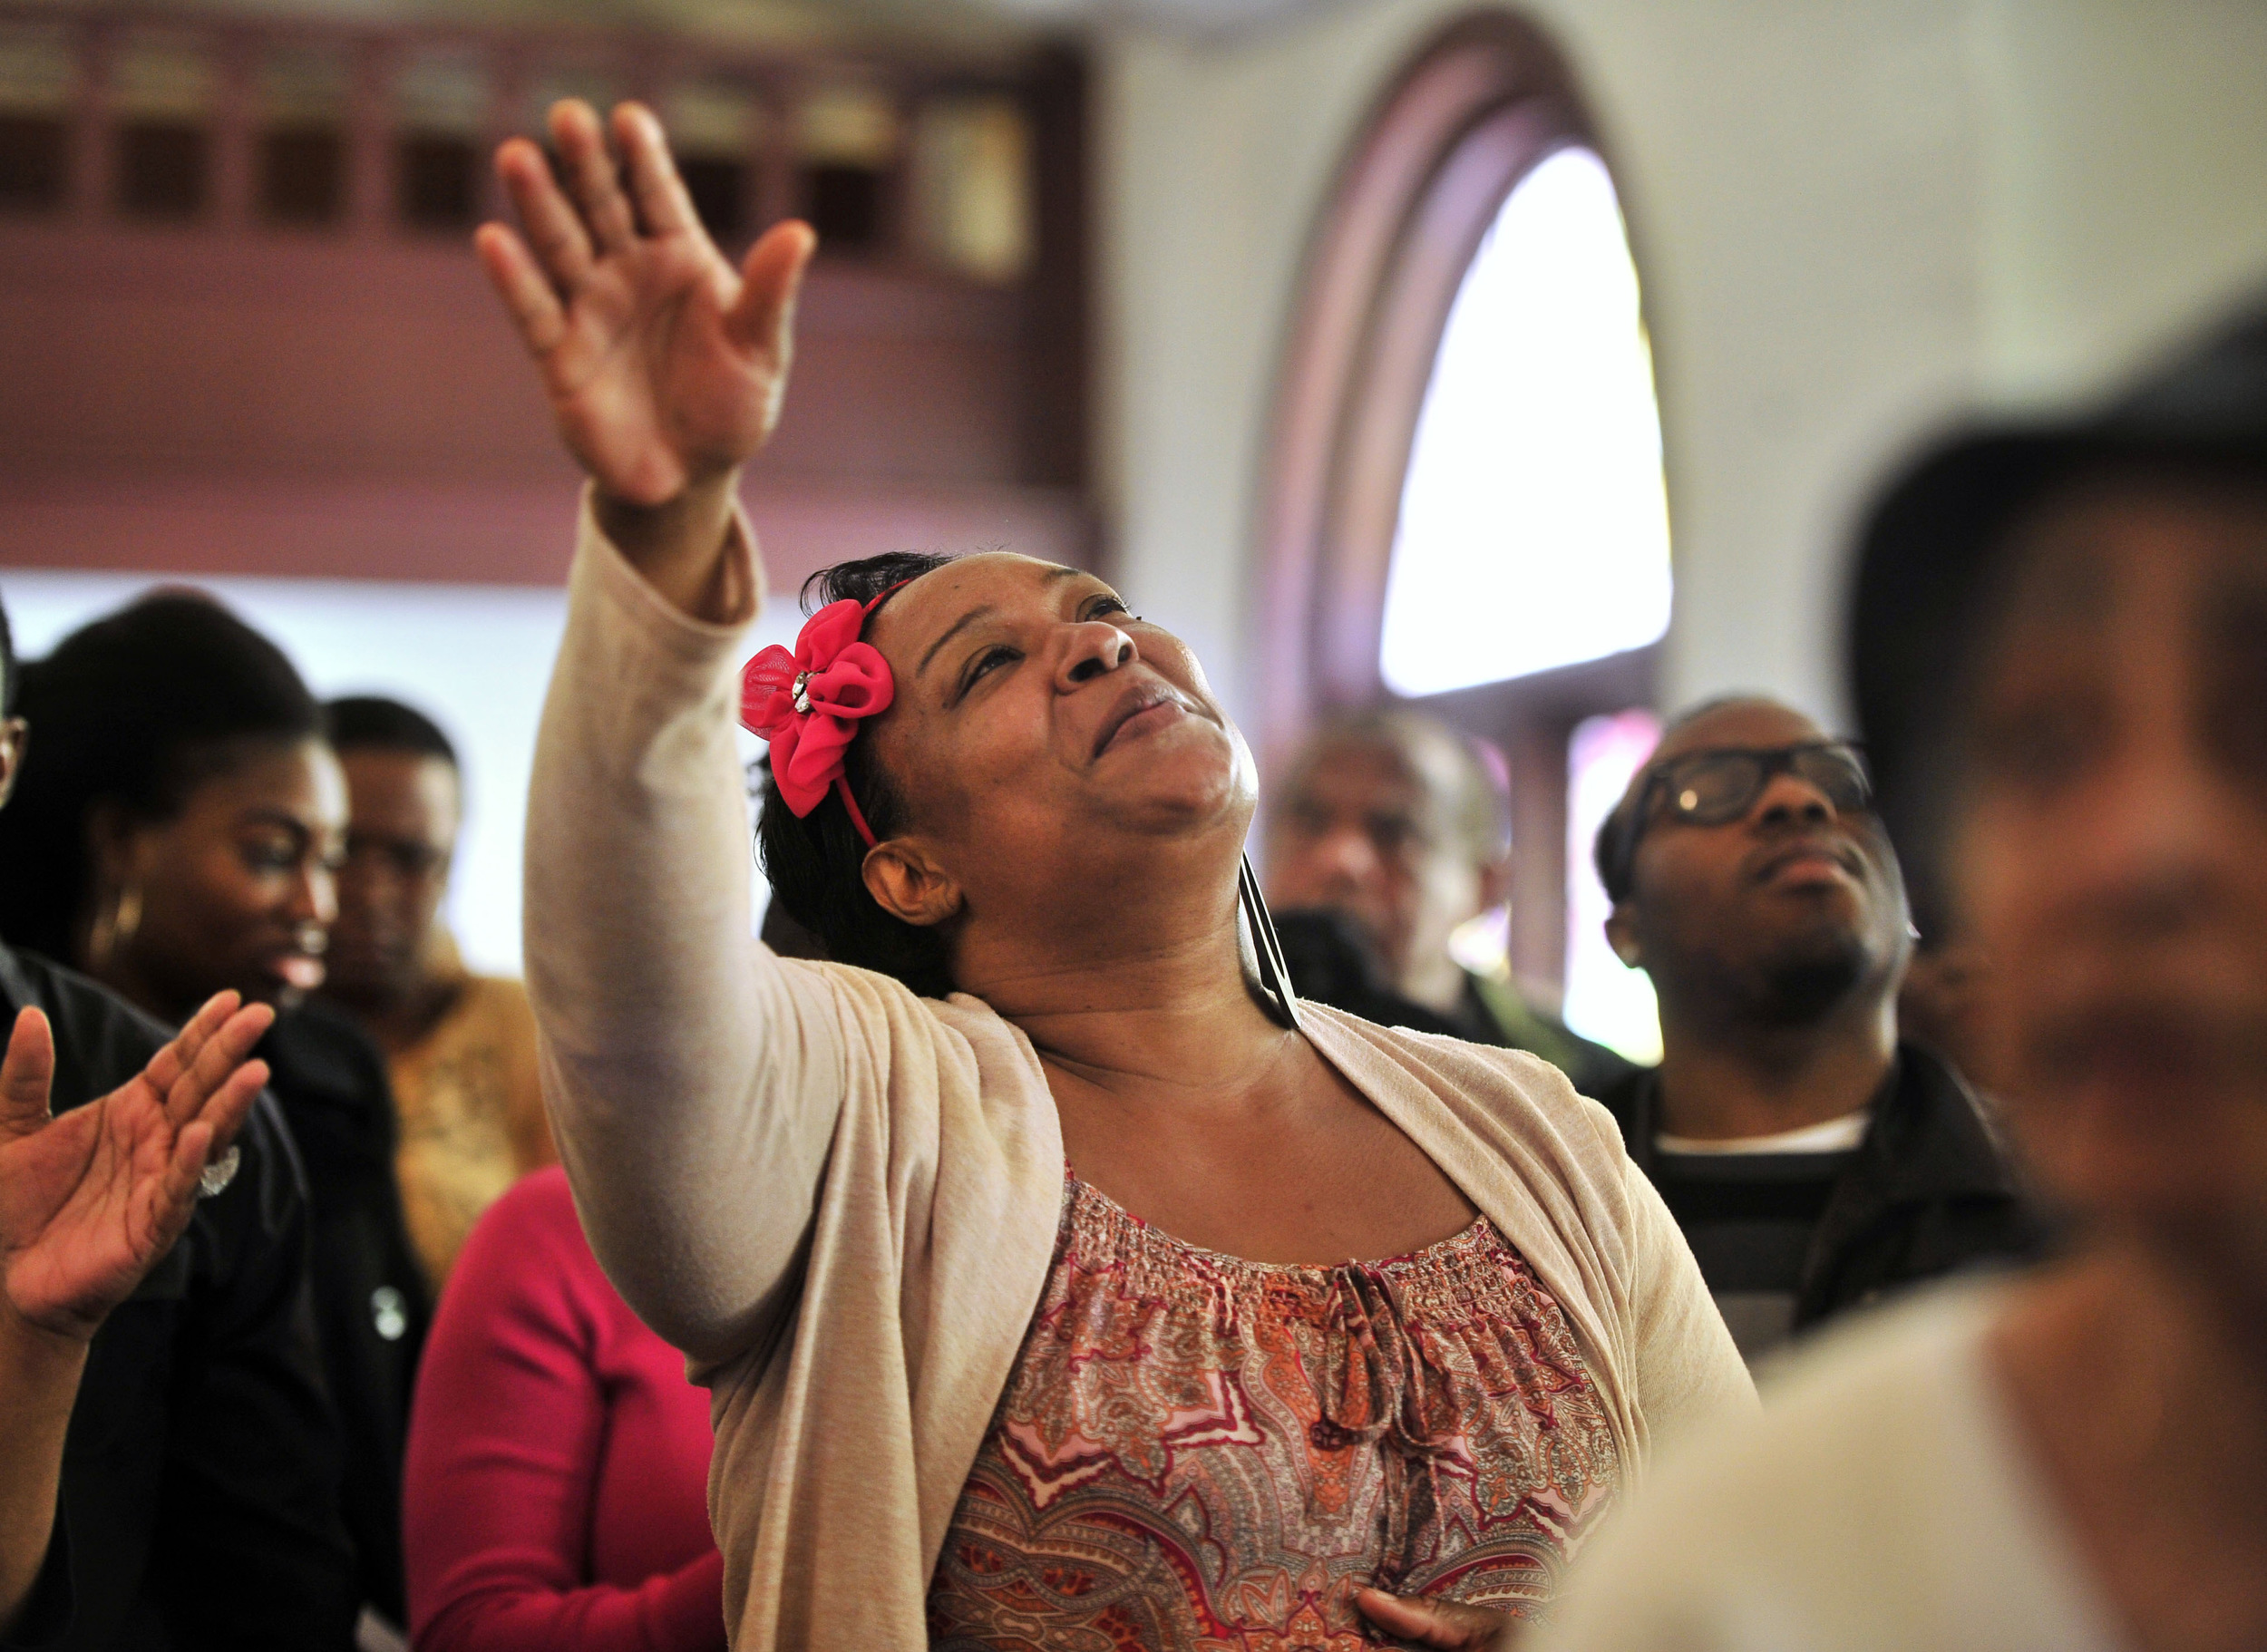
[486, 100, 833, 1364]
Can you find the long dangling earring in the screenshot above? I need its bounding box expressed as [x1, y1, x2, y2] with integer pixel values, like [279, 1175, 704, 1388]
[1238, 855, 1302, 1032]
[90, 883, 143, 972]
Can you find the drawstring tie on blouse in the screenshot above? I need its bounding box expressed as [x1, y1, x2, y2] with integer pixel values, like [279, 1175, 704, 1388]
[1314, 1263, 1468, 1590]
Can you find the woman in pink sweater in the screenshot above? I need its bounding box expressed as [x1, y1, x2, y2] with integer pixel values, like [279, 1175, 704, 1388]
[404, 1166, 724, 1651]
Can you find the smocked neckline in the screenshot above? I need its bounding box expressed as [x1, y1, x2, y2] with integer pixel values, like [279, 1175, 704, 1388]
[1062, 1167, 1492, 1278]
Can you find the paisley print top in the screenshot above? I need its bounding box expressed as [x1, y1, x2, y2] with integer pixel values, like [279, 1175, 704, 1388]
[926, 1174, 1622, 1649]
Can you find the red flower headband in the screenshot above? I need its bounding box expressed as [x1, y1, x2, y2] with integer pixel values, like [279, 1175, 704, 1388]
[739, 588, 901, 847]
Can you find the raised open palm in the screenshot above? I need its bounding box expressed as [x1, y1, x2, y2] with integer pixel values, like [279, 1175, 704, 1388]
[0, 993, 273, 1342]
[475, 99, 816, 508]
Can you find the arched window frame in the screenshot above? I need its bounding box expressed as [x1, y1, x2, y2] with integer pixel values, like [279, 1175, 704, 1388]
[1252, 11, 1664, 996]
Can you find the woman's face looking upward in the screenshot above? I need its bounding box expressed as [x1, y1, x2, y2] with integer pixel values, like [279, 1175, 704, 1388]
[855, 553, 1251, 936]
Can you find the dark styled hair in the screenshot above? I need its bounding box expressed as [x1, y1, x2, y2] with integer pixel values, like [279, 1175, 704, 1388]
[0, 591, 322, 960]
[754, 550, 956, 997]
[325, 694, 458, 768]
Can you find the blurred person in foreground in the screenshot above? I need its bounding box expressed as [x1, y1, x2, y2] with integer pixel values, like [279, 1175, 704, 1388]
[1266, 709, 1631, 1097]
[1588, 695, 2043, 1362]
[1536, 306, 2267, 1650]
[478, 98, 1749, 1651]
[404, 1165, 723, 1652]
[0, 594, 429, 1637]
[321, 697, 552, 1293]
[0, 590, 358, 1651]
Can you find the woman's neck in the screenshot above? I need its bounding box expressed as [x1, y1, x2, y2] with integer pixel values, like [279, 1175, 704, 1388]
[954, 837, 1485, 1268]
[80, 950, 190, 1029]
[997, 934, 1289, 1098]
[955, 853, 1291, 1105]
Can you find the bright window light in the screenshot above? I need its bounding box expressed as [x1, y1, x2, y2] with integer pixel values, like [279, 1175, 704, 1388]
[1562, 707, 1661, 1064]
[1377, 148, 1671, 698]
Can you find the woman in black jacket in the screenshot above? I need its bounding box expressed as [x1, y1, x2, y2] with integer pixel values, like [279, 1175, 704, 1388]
[0, 952, 357, 1650]
[0, 592, 429, 1637]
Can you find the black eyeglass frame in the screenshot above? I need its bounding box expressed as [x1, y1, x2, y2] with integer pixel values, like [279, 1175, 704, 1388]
[1601, 740, 1874, 900]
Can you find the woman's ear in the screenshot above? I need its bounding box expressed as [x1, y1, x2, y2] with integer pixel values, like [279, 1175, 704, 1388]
[85, 799, 142, 895]
[0, 719, 25, 811]
[1603, 902, 1643, 971]
[861, 840, 964, 928]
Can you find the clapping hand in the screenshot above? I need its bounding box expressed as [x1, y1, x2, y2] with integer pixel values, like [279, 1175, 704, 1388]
[475, 100, 815, 513]
[0, 993, 273, 1344]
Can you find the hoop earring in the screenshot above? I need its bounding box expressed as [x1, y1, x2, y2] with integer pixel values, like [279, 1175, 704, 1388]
[1238, 855, 1302, 1032]
[91, 883, 143, 971]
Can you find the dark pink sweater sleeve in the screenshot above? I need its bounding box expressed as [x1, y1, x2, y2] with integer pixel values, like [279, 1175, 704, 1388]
[404, 1171, 726, 1652]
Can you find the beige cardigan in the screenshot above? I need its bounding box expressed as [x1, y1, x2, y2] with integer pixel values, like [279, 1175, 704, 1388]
[524, 501, 1754, 1652]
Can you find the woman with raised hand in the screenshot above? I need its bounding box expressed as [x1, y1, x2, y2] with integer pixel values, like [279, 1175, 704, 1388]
[484, 99, 1750, 1652]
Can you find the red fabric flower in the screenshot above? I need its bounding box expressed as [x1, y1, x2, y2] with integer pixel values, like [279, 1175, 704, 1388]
[739, 596, 896, 835]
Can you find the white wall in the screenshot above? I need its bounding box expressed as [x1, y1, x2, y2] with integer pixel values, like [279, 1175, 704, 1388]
[1095, 0, 2267, 730]
[1974, 0, 2267, 404]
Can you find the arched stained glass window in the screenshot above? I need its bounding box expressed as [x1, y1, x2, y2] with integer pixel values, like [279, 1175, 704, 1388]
[1257, 15, 1660, 1006]
[1377, 148, 1670, 698]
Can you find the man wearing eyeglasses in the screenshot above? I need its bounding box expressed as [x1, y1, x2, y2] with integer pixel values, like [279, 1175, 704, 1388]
[319, 697, 554, 1296]
[1591, 695, 2043, 1362]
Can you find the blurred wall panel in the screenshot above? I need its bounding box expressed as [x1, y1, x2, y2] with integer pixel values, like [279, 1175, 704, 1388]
[0, 233, 1039, 485]
[0, 232, 565, 478]
[0, 9, 1095, 588]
